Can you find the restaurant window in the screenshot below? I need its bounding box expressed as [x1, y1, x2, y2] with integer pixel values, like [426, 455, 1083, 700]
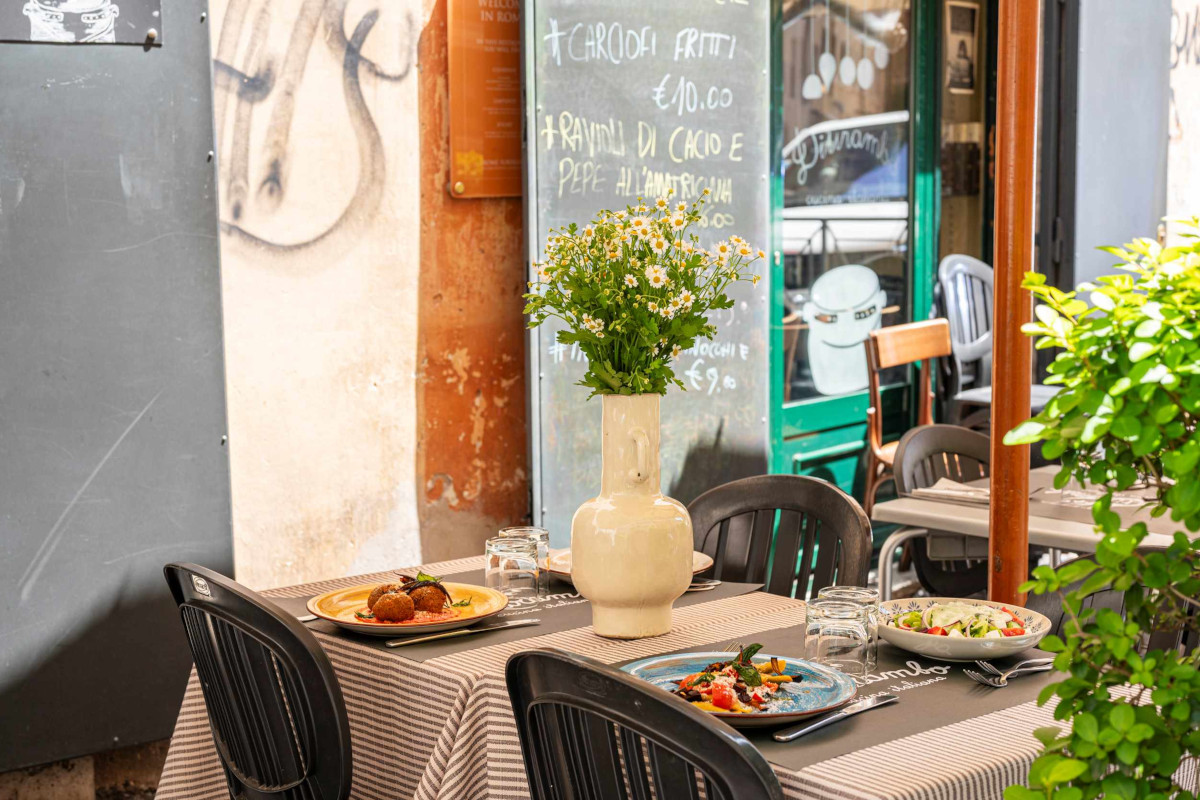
[781, 0, 912, 403]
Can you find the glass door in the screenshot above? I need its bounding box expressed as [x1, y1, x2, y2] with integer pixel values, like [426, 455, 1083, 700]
[777, 0, 920, 497]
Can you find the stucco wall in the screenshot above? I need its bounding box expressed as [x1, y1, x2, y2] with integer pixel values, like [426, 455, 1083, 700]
[1169, 2, 1200, 239]
[210, 0, 424, 589]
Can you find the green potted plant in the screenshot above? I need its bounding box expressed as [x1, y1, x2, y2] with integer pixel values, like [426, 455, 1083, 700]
[1002, 219, 1200, 799]
[523, 190, 762, 638]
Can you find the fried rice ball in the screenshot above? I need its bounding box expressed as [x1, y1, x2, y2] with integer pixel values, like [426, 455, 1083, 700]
[409, 585, 448, 613]
[372, 592, 415, 622]
[367, 583, 406, 610]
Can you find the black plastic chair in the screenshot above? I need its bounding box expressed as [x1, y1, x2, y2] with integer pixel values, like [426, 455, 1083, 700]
[893, 425, 992, 596]
[687, 474, 871, 599]
[164, 563, 352, 800]
[895, 425, 1050, 597]
[506, 649, 784, 800]
[1023, 549, 1195, 652]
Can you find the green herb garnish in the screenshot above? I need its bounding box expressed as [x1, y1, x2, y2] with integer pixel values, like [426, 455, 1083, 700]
[416, 571, 442, 583]
[450, 597, 473, 608]
[354, 611, 375, 620]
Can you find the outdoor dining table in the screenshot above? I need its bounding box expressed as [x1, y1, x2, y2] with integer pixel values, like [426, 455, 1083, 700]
[872, 465, 1187, 599]
[157, 554, 1065, 800]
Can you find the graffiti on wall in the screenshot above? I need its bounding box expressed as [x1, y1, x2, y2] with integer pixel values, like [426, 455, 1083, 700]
[211, 0, 416, 263]
[1170, 3, 1199, 140]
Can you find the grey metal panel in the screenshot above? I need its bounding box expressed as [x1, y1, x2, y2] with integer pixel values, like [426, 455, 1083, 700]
[1073, 0, 1169, 285]
[0, 0, 232, 770]
[524, 2, 773, 544]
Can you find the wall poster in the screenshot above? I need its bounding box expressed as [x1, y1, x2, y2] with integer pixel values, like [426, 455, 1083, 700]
[448, 0, 522, 197]
[0, 0, 162, 44]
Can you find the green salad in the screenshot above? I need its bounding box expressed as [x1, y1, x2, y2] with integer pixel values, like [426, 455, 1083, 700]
[888, 601, 1027, 638]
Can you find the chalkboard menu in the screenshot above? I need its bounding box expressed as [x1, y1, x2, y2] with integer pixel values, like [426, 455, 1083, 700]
[523, 0, 772, 543]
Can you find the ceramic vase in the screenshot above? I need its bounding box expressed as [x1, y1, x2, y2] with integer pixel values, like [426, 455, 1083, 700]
[570, 393, 692, 639]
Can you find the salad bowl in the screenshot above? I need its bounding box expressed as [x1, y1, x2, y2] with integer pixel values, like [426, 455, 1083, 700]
[621, 651, 857, 729]
[878, 598, 1050, 662]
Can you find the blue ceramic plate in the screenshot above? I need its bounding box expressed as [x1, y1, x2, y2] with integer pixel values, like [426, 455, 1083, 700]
[621, 652, 857, 729]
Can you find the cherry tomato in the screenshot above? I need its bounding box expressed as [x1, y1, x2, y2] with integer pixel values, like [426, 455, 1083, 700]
[1000, 626, 1026, 637]
[679, 673, 699, 690]
[710, 684, 734, 710]
[926, 626, 948, 636]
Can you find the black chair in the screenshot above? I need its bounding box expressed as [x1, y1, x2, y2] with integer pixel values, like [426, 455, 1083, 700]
[893, 425, 992, 596]
[506, 648, 784, 800]
[164, 563, 352, 800]
[894, 425, 1049, 597]
[1023, 549, 1195, 652]
[687, 474, 871, 599]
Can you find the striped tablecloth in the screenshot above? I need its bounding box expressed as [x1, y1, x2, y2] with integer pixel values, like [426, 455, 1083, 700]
[157, 556, 1058, 800]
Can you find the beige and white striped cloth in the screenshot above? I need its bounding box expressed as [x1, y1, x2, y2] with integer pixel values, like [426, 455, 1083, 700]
[157, 556, 1058, 800]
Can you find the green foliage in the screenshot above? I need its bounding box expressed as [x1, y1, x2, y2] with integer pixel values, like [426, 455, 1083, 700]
[522, 191, 761, 397]
[1005, 218, 1200, 799]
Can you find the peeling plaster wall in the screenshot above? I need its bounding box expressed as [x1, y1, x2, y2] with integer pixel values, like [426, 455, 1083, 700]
[210, 0, 423, 588]
[1169, 2, 1200, 241]
[416, 0, 530, 562]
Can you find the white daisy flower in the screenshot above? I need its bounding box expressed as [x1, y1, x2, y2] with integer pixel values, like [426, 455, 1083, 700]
[669, 296, 683, 312]
[647, 301, 660, 313]
[645, 265, 668, 288]
[737, 244, 752, 257]
[671, 344, 682, 359]
[714, 241, 732, 257]
[637, 203, 648, 213]
[676, 202, 687, 212]
[624, 274, 637, 288]
[583, 226, 595, 239]
[670, 215, 686, 231]
[655, 196, 669, 210]
[757, 249, 766, 259]
[629, 216, 652, 237]
[679, 290, 695, 307]
[651, 238, 668, 254]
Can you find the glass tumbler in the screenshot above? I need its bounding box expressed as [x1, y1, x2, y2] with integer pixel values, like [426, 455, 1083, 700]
[500, 526, 550, 597]
[485, 535, 540, 598]
[805, 599, 871, 678]
[817, 586, 880, 672]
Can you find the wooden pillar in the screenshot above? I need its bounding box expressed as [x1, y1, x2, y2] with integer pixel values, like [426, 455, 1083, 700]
[989, 0, 1041, 604]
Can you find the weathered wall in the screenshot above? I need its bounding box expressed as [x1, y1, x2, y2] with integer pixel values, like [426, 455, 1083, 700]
[415, 0, 530, 562]
[1169, 1, 1200, 240]
[211, 0, 424, 588]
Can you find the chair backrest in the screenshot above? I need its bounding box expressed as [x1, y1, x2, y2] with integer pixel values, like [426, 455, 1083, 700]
[893, 424, 990, 494]
[1021, 550, 1194, 652]
[164, 563, 352, 800]
[506, 648, 785, 800]
[865, 319, 952, 448]
[687, 475, 871, 598]
[938, 255, 994, 384]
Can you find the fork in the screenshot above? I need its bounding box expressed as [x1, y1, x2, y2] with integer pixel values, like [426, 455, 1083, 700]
[965, 663, 1055, 688]
[975, 657, 1054, 677]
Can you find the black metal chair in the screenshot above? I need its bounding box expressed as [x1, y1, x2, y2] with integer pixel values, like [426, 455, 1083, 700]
[506, 648, 784, 800]
[164, 563, 352, 800]
[687, 474, 871, 599]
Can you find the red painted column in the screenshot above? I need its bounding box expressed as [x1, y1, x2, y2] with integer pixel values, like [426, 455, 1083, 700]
[988, 0, 1041, 604]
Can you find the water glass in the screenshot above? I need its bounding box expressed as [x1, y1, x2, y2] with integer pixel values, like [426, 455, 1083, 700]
[817, 586, 879, 672]
[485, 536, 540, 598]
[500, 526, 550, 597]
[805, 599, 872, 678]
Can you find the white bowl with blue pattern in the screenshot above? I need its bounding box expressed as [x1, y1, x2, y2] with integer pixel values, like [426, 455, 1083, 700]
[878, 597, 1051, 662]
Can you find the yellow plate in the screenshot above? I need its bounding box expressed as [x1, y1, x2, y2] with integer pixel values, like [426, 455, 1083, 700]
[306, 582, 509, 637]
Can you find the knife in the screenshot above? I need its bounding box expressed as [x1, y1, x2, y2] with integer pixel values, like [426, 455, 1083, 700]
[385, 618, 541, 648]
[772, 693, 899, 742]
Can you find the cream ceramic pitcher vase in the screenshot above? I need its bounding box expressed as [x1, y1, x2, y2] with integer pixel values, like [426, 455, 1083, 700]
[571, 393, 693, 639]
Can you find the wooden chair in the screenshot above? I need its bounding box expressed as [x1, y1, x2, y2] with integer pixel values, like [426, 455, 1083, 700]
[863, 318, 953, 515]
[688, 475, 871, 599]
[506, 648, 785, 800]
[164, 563, 353, 800]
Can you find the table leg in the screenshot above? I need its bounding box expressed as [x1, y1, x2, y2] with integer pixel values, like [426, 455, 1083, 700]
[877, 527, 928, 600]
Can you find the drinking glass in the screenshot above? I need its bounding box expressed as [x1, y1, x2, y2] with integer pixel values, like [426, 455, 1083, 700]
[485, 536, 540, 598]
[817, 586, 879, 672]
[500, 526, 550, 597]
[804, 599, 871, 677]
